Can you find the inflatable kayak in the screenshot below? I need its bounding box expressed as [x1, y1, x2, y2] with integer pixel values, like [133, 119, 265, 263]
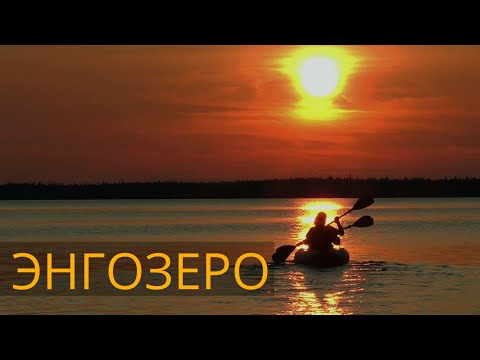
[294, 248, 349, 267]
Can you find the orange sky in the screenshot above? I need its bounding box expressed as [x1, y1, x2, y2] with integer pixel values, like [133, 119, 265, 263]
[1, 45, 479, 183]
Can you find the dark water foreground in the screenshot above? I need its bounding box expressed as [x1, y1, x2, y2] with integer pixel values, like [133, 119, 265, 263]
[0, 198, 478, 314]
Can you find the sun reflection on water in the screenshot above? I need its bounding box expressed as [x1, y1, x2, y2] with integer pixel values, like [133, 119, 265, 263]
[285, 271, 353, 315]
[281, 199, 367, 315]
[293, 200, 344, 242]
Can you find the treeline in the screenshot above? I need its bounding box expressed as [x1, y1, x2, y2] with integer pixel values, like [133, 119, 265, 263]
[1, 177, 479, 199]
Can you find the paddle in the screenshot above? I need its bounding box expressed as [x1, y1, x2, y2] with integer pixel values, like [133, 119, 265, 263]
[271, 216, 373, 264]
[271, 196, 375, 264]
[344, 215, 374, 229]
[272, 215, 374, 264]
[325, 195, 374, 226]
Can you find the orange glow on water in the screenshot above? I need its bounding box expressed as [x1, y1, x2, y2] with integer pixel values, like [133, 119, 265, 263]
[295, 200, 343, 241]
[285, 271, 352, 315]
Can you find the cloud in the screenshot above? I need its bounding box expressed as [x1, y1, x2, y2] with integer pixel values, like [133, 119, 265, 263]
[1, 45, 480, 182]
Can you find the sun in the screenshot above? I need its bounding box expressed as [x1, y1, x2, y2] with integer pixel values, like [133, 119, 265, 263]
[278, 46, 358, 120]
[299, 57, 340, 97]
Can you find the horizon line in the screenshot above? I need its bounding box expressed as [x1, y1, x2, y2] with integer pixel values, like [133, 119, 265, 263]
[2, 175, 480, 187]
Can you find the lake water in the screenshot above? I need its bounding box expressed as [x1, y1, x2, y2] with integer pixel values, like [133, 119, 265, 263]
[0, 198, 479, 314]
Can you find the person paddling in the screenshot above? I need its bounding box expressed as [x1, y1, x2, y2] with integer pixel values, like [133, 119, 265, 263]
[302, 212, 345, 252]
[272, 196, 374, 264]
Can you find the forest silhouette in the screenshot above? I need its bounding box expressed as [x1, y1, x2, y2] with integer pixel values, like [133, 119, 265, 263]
[1, 177, 479, 199]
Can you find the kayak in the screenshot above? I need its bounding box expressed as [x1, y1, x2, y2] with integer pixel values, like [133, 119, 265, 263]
[294, 248, 350, 267]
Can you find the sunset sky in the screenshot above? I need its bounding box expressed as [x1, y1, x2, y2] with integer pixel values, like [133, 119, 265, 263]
[1, 45, 479, 183]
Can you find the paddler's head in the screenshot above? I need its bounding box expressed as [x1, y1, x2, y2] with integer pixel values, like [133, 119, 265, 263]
[314, 212, 327, 226]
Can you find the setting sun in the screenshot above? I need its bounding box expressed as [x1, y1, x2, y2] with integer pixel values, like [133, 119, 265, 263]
[299, 57, 339, 97]
[279, 46, 359, 120]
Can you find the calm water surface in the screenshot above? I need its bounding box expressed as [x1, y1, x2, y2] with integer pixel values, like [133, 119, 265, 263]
[0, 198, 478, 314]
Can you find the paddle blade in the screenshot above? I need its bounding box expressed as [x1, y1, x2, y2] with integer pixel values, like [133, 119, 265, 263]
[351, 215, 374, 228]
[351, 195, 375, 211]
[272, 245, 297, 264]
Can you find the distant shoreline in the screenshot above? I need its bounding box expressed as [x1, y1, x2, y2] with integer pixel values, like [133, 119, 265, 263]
[1, 177, 480, 199]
